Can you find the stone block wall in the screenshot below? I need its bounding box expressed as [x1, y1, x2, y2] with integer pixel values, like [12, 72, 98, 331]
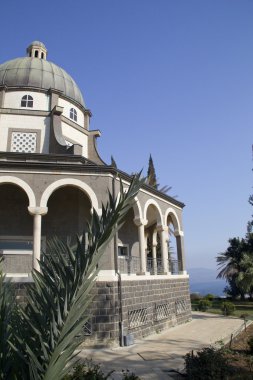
[84, 277, 191, 345]
[120, 277, 191, 340]
[11, 276, 191, 347]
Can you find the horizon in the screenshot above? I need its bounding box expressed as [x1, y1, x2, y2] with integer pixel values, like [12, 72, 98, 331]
[0, 0, 252, 271]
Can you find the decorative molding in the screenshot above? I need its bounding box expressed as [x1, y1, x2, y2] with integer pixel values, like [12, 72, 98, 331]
[28, 206, 48, 216]
[40, 178, 100, 212]
[0, 176, 36, 207]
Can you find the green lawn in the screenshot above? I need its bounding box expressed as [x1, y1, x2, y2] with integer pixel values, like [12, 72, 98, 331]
[191, 299, 253, 320]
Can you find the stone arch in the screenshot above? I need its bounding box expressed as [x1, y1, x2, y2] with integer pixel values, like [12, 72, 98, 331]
[40, 178, 100, 212]
[164, 208, 181, 232]
[0, 176, 36, 207]
[143, 199, 163, 226]
[132, 196, 142, 220]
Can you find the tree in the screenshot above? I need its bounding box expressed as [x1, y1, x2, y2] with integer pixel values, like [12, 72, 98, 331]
[216, 237, 247, 299]
[111, 155, 117, 168]
[146, 154, 176, 196]
[147, 154, 157, 188]
[0, 174, 143, 380]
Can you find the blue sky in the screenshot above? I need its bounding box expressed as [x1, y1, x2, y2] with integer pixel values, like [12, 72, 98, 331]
[1, 0, 253, 270]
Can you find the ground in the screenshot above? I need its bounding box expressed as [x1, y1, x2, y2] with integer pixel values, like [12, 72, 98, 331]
[167, 322, 253, 379]
[226, 322, 253, 379]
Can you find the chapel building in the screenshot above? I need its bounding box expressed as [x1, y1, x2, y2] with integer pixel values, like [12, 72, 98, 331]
[0, 42, 191, 344]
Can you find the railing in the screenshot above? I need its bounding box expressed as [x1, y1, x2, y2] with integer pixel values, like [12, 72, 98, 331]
[0, 250, 33, 275]
[169, 259, 181, 274]
[147, 258, 167, 274]
[118, 256, 140, 274]
[118, 256, 182, 275]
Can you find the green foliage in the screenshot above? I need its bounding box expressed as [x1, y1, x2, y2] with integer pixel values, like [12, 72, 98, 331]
[204, 293, 215, 301]
[221, 301, 235, 316]
[184, 346, 233, 380]
[122, 370, 141, 380]
[248, 337, 253, 354]
[147, 154, 157, 188]
[62, 363, 141, 380]
[0, 257, 27, 379]
[197, 299, 212, 312]
[190, 293, 202, 301]
[63, 362, 113, 379]
[110, 155, 117, 168]
[0, 174, 143, 380]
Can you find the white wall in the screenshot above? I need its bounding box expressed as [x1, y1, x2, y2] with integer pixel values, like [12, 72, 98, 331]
[62, 121, 88, 157]
[4, 91, 50, 111]
[0, 114, 50, 153]
[58, 98, 84, 128]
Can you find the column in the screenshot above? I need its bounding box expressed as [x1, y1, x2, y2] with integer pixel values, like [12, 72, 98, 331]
[152, 230, 157, 275]
[28, 207, 48, 272]
[174, 230, 187, 274]
[134, 218, 148, 275]
[157, 225, 169, 275]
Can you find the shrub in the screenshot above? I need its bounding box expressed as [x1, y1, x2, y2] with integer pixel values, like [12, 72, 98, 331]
[122, 369, 141, 380]
[240, 313, 250, 320]
[204, 293, 215, 301]
[248, 337, 253, 354]
[63, 362, 141, 380]
[221, 301, 235, 316]
[63, 362, 113, 379]
[190, 293, 202, 301]
[197, 299, 212, 311]
[184, 346, 233, 380]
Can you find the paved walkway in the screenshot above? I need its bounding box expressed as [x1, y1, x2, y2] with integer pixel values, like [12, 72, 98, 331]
[78, 312, 249, 379]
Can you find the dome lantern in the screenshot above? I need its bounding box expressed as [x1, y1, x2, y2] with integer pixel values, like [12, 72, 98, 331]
[26, 41, 47, 60]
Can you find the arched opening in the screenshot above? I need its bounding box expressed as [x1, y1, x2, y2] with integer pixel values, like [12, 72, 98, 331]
[41, 52, 44, 59]
[42, 186, 92, 245]
[166, 212, 183, 274]
[35, 50, 38, 58]
[144, 203, 164, 274]
[0, 184, 33, 274]
[118, 208, 139, 274]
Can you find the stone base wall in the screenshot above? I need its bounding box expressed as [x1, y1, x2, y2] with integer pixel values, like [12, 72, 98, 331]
[120, 277, 191, 340]
[11, 276, 191, 347]
[84, 276, 191, 345]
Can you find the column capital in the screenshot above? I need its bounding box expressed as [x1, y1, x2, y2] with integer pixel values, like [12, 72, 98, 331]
[28, 206, 48, 216]
[174, 229, 184, 237]
[157, 224, 168, 233]
[134, 217, 148, 227]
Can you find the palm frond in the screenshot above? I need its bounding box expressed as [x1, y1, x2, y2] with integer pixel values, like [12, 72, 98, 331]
[14, 173, 143, 380]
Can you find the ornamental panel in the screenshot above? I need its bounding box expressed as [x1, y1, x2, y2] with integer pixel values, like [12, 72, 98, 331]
[11, 132, 37, 153]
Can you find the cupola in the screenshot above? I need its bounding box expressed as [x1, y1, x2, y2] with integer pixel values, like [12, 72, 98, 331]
[26, 41, 47, 60]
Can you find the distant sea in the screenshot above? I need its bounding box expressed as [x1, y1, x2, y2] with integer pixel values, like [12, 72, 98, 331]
[188, 267, 226, 297]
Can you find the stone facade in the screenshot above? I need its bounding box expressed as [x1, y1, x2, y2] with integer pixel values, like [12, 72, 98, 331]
[0, 42, 191, 347]
[79, 277, 191, 345]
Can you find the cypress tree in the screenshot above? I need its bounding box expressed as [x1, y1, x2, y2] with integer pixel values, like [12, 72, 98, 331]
[147, 154, 158, 188]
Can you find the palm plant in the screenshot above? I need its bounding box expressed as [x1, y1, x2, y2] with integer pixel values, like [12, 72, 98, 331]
[0, 258, 25, 379]
[236, 253, 253, 294]
[216, 237, 247, 299]
[216, 237, 245, 279]
[0, 174, 143, 380]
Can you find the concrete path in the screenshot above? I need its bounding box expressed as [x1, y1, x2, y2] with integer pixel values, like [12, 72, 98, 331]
[78, 312, 249, 379]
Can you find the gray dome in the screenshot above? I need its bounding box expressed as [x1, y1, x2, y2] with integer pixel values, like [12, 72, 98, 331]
[0, 57, 85, 107]
[27, 41, 46, 49]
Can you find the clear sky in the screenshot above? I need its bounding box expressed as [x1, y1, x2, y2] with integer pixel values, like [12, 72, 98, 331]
[1, 0, 252, 270]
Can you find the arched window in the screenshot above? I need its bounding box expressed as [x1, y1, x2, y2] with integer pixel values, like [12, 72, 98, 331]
[21, 95, 33, 108]
[70, 108, 77, 122]
[35, 50, 38, 58]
